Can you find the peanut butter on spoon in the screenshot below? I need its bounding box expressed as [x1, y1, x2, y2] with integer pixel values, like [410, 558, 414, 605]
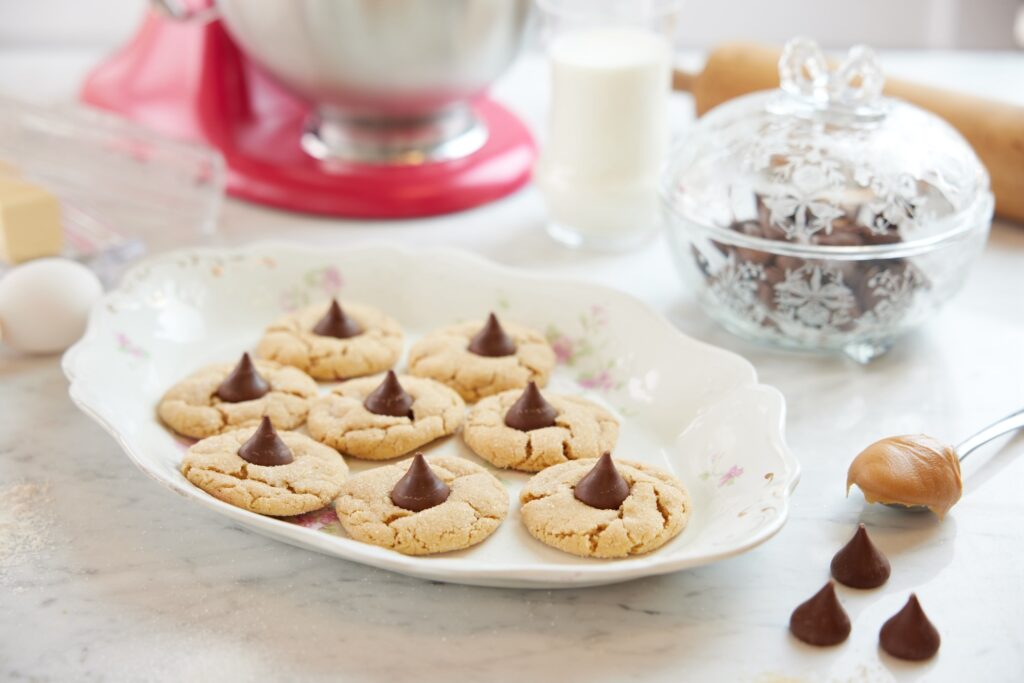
[847, 435, 962, 517]
[847, 408, 1024, 517]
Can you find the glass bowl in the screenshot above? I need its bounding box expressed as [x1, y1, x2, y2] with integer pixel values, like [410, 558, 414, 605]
[662, 38, 994, 363]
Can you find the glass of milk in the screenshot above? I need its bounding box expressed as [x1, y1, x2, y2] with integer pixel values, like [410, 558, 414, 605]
[536, 0, 682, 251]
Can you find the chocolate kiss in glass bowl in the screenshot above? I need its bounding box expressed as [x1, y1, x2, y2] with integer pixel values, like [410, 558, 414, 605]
[661, 38, 994, 363]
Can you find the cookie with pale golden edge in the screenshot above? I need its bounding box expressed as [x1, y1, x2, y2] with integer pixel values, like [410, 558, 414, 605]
[335, 455, 508, 555]
[256, 300, 403, 380]
[181, 428, 349, 516]
[158, 359, 318, 440]
[519, 459, 690, 558]
[407, 319, 556, 402]
[307, 374, 465, 460]
[463, 390, 618, 472]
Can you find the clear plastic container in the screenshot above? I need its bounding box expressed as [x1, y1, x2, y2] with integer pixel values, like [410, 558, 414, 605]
[662, 38, 994, 363]
[0, 95, 224, 284]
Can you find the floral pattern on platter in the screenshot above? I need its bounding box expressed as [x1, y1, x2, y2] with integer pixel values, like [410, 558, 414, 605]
[702, 469, 790, 547]
[105, 252, 279, 312]
[115, 332, 148, 359]
[280, 266, 344, 312]
[545, 304, 624, 394]
[289, 507, 345, 536]
[700, 452, 746, 488]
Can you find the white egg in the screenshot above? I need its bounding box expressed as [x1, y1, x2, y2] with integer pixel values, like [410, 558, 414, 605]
[0, 258, 104, 354]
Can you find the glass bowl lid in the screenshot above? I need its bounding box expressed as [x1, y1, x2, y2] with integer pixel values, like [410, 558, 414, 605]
[662, 37, 994, 256]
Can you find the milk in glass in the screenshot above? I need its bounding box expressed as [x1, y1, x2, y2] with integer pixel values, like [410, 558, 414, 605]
[538, 17, 674, 250]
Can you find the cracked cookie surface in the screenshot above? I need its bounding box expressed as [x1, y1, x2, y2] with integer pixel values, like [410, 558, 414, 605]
[307, 374, 465, 460]
[407, 319, 556, 402]
[335, 455, 508, 555]
[158, 359, 318, 439]
[256, 300, 403, 380]
[181, 428, 349, 516]
[463, 390, 619, 472]
[519, 459, 690, 558]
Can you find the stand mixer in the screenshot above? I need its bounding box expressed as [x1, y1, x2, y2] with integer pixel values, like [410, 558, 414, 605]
[82, 0, 537, 218]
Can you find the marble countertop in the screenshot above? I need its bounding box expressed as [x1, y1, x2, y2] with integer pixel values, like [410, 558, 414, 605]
[1, 45, 1023, 682]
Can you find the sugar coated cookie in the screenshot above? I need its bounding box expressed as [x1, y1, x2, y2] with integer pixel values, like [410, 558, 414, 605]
[335, 454, 508, 555]
[257, 298, 403, 380]
[407, 313, 555, 402]
[181, 419, 349, 516]
[307, 372, 465, 460]
[158, 354, 318, 439]
[463, 384, 618, 472]
[519, 455, 690, 558]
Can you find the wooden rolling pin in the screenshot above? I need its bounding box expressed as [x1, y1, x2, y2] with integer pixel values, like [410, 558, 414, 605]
[673, 43, 1024, 224]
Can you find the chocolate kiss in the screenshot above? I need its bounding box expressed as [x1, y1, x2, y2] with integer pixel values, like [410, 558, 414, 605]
[216, 352, 270, 403]
[574, 453, 630, 510]
[390, 453, 451, 512]
[880, 594, 941, 661]
[831, 523, 891, 589]
[363, 371, 414, 419]
[467, 313, 516, 357]
[504, 382, 558, 431]
[789, 581, 851, 647]
[312, 299, 362, 339]
[237, 416, 294, 466]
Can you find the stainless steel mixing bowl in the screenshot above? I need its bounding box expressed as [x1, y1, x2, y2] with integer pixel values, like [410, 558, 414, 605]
[214, 0, 532, 163]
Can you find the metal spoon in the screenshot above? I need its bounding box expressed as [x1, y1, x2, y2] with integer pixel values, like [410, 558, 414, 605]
[886, 407, 1024, 511]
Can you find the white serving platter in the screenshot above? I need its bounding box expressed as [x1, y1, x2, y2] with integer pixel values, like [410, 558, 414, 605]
[63, 243, 799, 588]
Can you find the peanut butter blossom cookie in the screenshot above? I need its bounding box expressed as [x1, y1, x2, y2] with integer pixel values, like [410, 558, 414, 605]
[307, 371, 465, 460]
[407, 313, 556, 402]
[519, 453, 690, 558]
[181, 417, 349, 516]
[158, 353, 318, 439]
[463, 382, 619, 472]
[334, 453, 508, 555]
[256, 298, 403, 380]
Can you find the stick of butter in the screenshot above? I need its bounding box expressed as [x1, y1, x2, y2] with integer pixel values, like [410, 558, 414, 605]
[0, 178, 64, 264]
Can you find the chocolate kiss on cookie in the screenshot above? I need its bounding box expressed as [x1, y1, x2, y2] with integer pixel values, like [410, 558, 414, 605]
[880, 594, 941, 661]
[504, 381, 558, 431]
[574, 453, 630, 510]
[313, 299, 362, 339]
[789, 581, 851, 647]
[216, 352, 270, 403]
[391, 453, 451, 512]
[364, 370, 414, 419]
[831, 523, 891, 589]
[468, 313, 516, 357]
[238, 416, 294, 466]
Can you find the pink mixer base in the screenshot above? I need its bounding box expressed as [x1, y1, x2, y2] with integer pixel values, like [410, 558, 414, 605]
[80, 12, 537, 218]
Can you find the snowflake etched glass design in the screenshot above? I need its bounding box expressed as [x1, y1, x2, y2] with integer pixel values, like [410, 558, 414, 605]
[664, 37, 994, 361]
[734, 40, 932, 243]
[709, 256, 766, 324]
[774, 264, 857, 329]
